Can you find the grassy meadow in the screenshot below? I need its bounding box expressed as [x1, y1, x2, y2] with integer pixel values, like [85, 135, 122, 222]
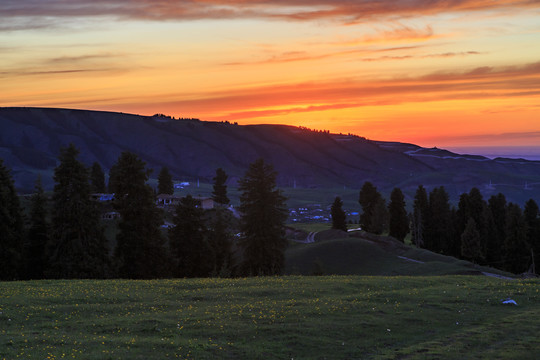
[1, 276, 538, 359]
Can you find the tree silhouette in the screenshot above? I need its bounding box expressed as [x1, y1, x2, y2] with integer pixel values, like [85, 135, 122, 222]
[169, 195, 210, 277]
[0, 159, 24, 280]
[25, 176, 49, 279]
[331, 196, 347, 232]
[388, 187, 409, 242]
[111, 152, 168, 278]
[461, 218, 483, 263]
[157, 166, 174, 195]
[524, 199, 540, 273]
[90, 162, 106, 193]
[425, 186, 452, 254]
[206, 208, 235, 276]
[238, 159, 288, 276]
[412, 185, 428, 248]
[47, 144, 109, 279]
[504, 203, 528, 273]
[359, 181, 387, 234]
[456, 188, 488, 262]
[212, 168, 230, 205]
[487, 193, 507, 265]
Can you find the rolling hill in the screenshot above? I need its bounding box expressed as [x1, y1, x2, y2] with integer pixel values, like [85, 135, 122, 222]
[285, 229, 513, 277]
[1, 107, 539, 204]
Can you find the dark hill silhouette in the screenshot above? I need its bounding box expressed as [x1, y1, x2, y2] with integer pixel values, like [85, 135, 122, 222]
[1, 107, 539, 204]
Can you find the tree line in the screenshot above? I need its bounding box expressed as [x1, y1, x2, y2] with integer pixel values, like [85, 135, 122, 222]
[0, 144, 287, 280]
[3, 145, 538, 280]
[330, 182, 539, 274]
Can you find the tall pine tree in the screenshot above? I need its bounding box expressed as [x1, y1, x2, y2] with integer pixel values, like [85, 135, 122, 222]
[157, 166, 174, 195]
[47, 144, 109, 279]
[425, 186, 452, 254]
[0, 159, 24, 280]
[504, 203, 529, 274]
[456, 188, 489, 262]
[524, 199, 540, 273]
[238, 159, 288, 276]
[205, 208, 235, 276]
[487, 193, 507, 266]
[461, 218, 483, 263]
[25, 176, 49, 279]
[388, 187, 409, 242]
[331, 196, 347, 232]
[111, 152, 168, 278]
[212, 168, 230, 206]
[169, 195, 210, 278]
[411, 185, 428, 247]
[359, 182, 386, 234]
[90, 162, 106, 193]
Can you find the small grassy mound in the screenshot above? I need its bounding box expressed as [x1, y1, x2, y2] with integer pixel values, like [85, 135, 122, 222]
[285, 230, 513, 277]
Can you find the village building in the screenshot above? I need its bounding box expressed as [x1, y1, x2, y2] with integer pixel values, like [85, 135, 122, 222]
[156, 194, 214, 210]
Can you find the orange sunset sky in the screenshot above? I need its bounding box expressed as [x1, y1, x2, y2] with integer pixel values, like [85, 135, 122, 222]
[1, 0, 540, 152]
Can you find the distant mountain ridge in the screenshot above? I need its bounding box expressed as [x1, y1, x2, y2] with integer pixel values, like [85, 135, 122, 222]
[1, 107, 539, 204]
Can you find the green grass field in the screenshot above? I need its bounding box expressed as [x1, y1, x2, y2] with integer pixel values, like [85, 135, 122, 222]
[1, 276, 538, 359]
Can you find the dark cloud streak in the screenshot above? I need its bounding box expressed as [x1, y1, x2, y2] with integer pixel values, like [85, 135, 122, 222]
[0, 68, 122, 78]
[128, 60, 540, 120]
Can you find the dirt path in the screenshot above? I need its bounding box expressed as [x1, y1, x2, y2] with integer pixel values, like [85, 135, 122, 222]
[305, 232, 316, 243]
[481, 272, 515, 280]
[397, 256, 425, 264]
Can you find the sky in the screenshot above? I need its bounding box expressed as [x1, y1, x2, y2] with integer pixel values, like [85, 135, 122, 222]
[1, 0, 540, 153]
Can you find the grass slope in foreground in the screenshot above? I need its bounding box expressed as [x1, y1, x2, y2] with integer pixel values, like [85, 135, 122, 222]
[1, 276, 539, 359]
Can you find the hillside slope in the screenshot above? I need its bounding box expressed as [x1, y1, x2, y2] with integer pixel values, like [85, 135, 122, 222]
[1, 107, 539, 204]
[285, 230, 513, 277]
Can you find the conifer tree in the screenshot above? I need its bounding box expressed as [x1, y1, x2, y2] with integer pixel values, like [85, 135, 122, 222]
[212, 168, 230, 205]
[388, 187, 409, 242]
[359, 182, 386, 234]
[504, 203, 529, 273]
[206, 208, 234, 276]
[447, 207, 461, 258]
[111, 152, 168, 278]
[0, 159, 24, 280]
[411, 185, 428, 247]
[461, 218, 483, 263]
[47, 144, 109, 279]
[238, 159, 288, 276]
[157, 166, 174, 195]
[25, 176, 49, 279]
[169, 195, 210, 277]
[331, 196, 347, 232]
[456, 188, 489, 261]
[371, 198, 388, 235]
[90, 162, 106, 193]
[487, 193, 507, 265]
[524, 199, 540, 273]
[425, 186, 452, 254]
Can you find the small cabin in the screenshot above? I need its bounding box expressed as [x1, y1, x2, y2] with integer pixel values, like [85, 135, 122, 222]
[156, 194, 214, 210]
[156, 194, 183, 207]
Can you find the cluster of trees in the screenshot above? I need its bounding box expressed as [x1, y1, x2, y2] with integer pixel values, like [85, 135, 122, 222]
[3, 145, 538, 279]
[0, 145, 288, 280]
[349, 182, 539, 274]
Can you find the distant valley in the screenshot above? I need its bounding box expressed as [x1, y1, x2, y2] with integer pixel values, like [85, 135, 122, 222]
[1, 107, 539, 205]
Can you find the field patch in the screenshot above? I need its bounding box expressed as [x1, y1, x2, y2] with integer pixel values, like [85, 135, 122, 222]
[1, 276, 538, 359]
